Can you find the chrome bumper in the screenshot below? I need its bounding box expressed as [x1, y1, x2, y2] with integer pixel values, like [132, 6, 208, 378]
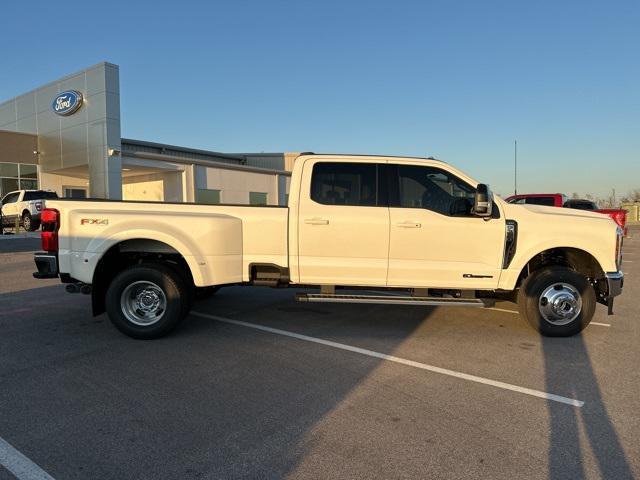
[606, 271, 624, 298]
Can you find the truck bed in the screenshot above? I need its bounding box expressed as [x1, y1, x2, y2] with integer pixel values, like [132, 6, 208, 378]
[45, 199, 289, 286]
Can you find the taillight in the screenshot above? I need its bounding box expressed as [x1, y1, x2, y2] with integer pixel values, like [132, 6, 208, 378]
[41, 208, 60, 252]
[615, 227, 623, 269]
[35, 201, 42, 212]
[612, 211, 626, 228]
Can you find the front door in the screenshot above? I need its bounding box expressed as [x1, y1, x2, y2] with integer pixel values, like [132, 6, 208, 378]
[297, 160, 390, 286]
[1, 192, 20, 226]
[387, 164, 505, 289]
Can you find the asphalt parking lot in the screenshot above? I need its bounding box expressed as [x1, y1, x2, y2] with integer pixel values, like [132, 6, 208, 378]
[1, 229, 639, 480]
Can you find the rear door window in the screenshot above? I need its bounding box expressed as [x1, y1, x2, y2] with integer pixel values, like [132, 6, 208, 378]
[311, 162, 379, 206]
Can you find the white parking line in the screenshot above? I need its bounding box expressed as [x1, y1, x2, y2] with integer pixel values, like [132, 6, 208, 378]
[0, 437, 55, 480]
[192, 311, 584, 407]
[488, 307, 521, 315]
[487, 308, 611, 327]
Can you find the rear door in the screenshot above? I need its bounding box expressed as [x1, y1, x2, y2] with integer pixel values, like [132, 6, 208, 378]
[297, 160, 389, 286]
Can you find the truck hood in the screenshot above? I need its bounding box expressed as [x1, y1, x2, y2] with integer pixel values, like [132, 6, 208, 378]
[501, 202, 615, 224]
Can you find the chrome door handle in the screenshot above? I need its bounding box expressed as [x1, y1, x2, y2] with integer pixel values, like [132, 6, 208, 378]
[305, 218, 329, 225]
[396, 221, 421, 228]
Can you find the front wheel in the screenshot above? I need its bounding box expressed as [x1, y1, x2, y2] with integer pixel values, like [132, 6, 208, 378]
[105, 264, 191, 339]
[518, 266, 596, 337]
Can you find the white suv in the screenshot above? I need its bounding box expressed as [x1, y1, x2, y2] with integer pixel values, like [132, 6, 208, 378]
[1, 190, 59, 232]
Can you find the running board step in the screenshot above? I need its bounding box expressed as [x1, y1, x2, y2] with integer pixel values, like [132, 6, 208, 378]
[296, 293, 493, 307]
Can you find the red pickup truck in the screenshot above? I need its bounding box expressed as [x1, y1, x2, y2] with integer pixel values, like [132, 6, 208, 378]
[505, 194, 627, 235]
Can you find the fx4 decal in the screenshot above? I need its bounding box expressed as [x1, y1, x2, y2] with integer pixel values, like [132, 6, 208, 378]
[81, 218, 108, 225]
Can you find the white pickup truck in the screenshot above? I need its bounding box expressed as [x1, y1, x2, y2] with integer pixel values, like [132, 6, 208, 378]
[33, 154, 624, 339]
[1, 190, 59, 231]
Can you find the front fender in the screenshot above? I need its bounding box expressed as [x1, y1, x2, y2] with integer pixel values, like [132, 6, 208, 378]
[498, 240, 614, 290]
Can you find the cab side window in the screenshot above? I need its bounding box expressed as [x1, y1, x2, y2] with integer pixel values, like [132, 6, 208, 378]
[2, 192, 19, 204]
[392, 165, 475, 216]
[310, 162, 378, 206]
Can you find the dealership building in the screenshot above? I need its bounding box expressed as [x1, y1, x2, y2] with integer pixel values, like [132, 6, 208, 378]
[0, 62, 295, 205]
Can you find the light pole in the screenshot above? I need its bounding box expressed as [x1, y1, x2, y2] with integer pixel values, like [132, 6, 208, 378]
[514, 140, 518, 195]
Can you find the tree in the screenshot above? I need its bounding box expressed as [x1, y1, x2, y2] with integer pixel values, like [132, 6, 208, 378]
[621, 189, 640, 203]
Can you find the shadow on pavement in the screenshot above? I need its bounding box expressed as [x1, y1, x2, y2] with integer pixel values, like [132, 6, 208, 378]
[0, 284, 435, 480]
[543, 335, 634, 479]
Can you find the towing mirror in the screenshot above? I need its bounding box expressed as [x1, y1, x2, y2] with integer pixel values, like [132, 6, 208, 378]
[473, 184, 493, 217]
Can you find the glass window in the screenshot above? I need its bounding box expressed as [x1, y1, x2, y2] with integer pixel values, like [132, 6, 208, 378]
[1, 178, 19, 196]
[63, 188, 86, 199]
[310, 162, 377, 206]
[23, 191, 58, 201]
[195, 189, 221, 204]
[249, 192, 268, 206]
[525, 197, 555, 206]
[19, 164, 38, 179]
[0, 163, 19, 178]
[20, 180, 38, 191]
[1, 192, 20, 204]
[564, 200, 597, 210]
[393, 165, 475, 216]
[507, 197, 526, 204]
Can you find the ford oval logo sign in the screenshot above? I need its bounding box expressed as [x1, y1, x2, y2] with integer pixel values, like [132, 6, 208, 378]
[52, 90, 83, 116]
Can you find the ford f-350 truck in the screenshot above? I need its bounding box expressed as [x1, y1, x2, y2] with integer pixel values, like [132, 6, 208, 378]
[33, 154, 624, 339]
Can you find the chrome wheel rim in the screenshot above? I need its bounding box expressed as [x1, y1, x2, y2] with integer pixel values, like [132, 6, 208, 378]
[120, 281, 167, 326]
[23, 216, 30, 230]
[538, 283, 582, 326]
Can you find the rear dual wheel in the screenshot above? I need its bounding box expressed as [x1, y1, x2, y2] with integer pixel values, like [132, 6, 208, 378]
[518, 266, 596, 337]
[106, 264, 191, 339]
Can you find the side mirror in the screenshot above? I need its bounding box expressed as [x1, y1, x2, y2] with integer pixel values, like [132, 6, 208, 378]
[473, 184, 493, 217]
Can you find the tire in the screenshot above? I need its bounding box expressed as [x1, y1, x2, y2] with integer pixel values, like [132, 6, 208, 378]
[518, 266, 596, 337]
[105, 264, 191, 339]
[22, 212, 35, 232]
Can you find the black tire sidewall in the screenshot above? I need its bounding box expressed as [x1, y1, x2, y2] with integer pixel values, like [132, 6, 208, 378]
[518, 266, 596, 337]
[22, 213, 32, 231]
[106, 265, 187, 339]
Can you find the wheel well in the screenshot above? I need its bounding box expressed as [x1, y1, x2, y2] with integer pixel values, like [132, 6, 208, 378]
[22, 209, 30, 217]
[517, 247, 605, 287]
[91, 239, 194, 316]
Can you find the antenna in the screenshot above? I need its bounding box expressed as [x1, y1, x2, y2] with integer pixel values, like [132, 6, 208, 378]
[514, 140, 518, 195]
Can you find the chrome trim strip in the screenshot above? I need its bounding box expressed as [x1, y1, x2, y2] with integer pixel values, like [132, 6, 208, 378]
[296, 293, 490, 307]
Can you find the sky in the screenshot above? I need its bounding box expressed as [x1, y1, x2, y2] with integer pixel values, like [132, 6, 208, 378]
[1, 0, 638, 198]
